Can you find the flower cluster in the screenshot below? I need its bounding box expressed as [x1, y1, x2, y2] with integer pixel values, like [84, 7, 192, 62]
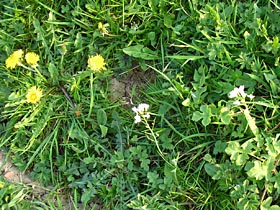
[5, 50, 40, 69]
[88, 54, 105, 73]
[26, 86, 43, 104]
[228, 85, 254, 105]
[229, 85, 255, 99]
[132, 103, 150, 123]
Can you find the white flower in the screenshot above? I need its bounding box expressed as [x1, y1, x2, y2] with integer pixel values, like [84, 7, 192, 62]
[134, 115, 141, 123]
[247, 94, 255, 100]
[229, 85, 255, 105]
[238, 85, 247, 98]
[229, 87, 239, 98]
[229, 85, 255, 99]
[132, 103, 150, 115]
[229, 85, 246, 98]
[132, 103, 150, 123]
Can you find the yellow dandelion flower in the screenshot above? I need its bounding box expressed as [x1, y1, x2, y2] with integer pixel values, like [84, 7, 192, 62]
[88, 54, 105, 72]
[25, 52, 40, 66]
[5, 49, 24, 69]
[26, 86, 43, 104]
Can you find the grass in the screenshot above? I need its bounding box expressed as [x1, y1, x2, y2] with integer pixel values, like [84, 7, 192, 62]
[1, 0, 280, 209]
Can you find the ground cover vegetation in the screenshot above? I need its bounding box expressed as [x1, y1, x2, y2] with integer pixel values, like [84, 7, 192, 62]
[1, 0, 280, 209]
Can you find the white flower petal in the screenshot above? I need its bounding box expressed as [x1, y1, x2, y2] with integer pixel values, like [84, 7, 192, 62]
[134, 115, 141, 123]
[238, 85, 246, 98]
[132, 106, 139, 113]
[229, 87, 239, 98]
[247, 94, 255, 100]
[132, 103, 150, 123]
[137, 103, 149, 112]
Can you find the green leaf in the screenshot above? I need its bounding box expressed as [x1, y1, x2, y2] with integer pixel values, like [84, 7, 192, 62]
[159, 129, 174, 150]
[182, 98, 191, 107]
[200, 105, 212, 126]
[99, 125, 108, 137]
[191, 86, 207, 102]
[270, 206, 280, 210]
[147, 31, 156, 46]
[213, 141, 227, 155]
[203, 154, 214, 162]
[261, 196, 280, 210]
[97, 109, 107, 126]
[48, 63, 59, 85]
[225, 141, 241, 161]
[163, 14, 174, 28]
[220, 108, 231, 124]
[261, 197, 273, 210]
[235, 153, 249, 166]
[204, 163, 218, 177]
[192, 104, 212, 126]
[141, 158, 150, 171]
[247, 160, 267, 180]
[147, 171, 161, 187]
[192, 111, 203, 122]
[123, 45, 158, 60]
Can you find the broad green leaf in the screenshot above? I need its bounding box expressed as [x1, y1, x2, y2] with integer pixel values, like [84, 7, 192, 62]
[220, 109, 231, 124]
[159, 129, 174, 150]
[182, 98, 190, 107]
[266, 137, 280, 159]
[163, 14, 174, 28]
[247, 160, 267, 180]
[147, 171, 161, 187]
[147, 31, 156, 46]
[192, 105, 212, 126]
[200, 105, 212, 126]
[225, 141, 241, 162]
[235, 153, 249, 166]
[203, 154, 214, 162]
[141, 158, 150, 171]
[261, 197, 280, 210]
[123, 45, 158, 60]
[270, 206, 280, 210]
[192, 111, 203, 122]
[204, 163, 218, 177]
[241, 140, 254, 153]
[261, 197, 273, 210]
[83, 157, 95, 164]
[97, 109, 107, 126]
[213, 140, 227, 155]
[191, 86, 207, 103]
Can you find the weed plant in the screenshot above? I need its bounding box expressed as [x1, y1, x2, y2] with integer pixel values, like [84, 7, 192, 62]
[1, 0, 280, 209]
